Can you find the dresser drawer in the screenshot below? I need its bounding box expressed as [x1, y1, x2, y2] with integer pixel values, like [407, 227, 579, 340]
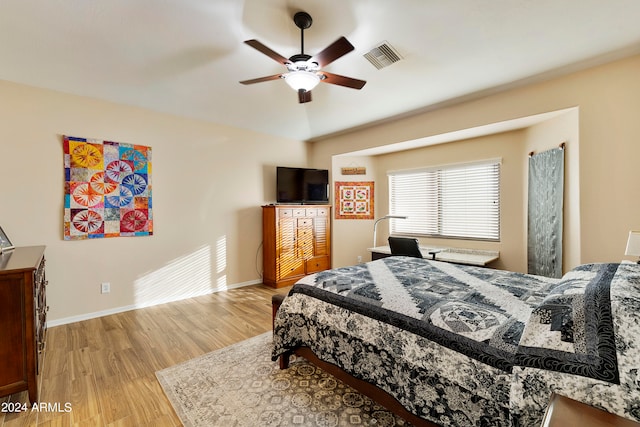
[297, 218, 313, 227]
[277, 259, 305, 280]
[306, 256, 330, 273]
[293, 208, 307, 217]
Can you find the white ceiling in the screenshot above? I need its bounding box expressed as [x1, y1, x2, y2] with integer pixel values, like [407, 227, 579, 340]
[1, 0, 640, 142]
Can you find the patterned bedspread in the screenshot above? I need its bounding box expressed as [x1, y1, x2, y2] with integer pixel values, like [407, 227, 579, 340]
[272, 258, 640, 426]
[511, 262, 640, 425]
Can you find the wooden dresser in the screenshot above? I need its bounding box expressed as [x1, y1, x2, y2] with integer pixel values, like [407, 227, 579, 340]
[262, 205, 331, 288]
[0, 246, 47, 403]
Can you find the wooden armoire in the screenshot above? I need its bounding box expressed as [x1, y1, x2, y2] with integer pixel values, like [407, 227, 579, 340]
[262, 204, 331, 288]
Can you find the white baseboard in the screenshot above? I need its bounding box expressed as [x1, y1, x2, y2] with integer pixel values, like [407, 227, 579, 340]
[46, 279, 261, 328]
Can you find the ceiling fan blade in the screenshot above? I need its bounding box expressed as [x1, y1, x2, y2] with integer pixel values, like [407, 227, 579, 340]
[239, 74, 283, 85]
[311, 37, 355, 67]
[244, 39, 290, 65]
[319, 71, 366, 89]
[298, 89, 312, 103]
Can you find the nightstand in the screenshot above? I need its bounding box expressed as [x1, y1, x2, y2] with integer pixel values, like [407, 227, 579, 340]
[541, 393, 640, 427]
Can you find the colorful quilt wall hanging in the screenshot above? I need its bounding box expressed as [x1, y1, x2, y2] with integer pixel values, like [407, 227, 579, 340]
[335, 181, 374, 219]
[63, 135, 153, 240]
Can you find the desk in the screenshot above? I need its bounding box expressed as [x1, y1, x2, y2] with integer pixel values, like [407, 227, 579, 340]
[368, 245, 499, 266]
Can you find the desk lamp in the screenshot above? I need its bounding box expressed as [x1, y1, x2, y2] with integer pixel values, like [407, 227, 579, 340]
[625, 231, 640, 263]
[373, 215, 407, 247]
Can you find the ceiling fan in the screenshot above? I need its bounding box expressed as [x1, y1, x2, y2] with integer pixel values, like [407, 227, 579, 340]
[239, 11, 366, 104]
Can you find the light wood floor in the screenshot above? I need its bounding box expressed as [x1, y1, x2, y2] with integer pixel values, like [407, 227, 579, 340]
[1, 284, 288, 427]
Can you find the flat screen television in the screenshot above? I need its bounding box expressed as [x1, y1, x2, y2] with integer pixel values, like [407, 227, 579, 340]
[276, 167, 329, 204]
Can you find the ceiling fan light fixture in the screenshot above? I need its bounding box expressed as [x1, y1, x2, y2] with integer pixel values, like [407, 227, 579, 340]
[240, 11, 366, 102]
[284, 70, 320, 92]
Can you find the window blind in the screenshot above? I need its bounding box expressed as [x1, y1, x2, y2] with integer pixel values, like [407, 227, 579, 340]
[388, 161, 500, 240]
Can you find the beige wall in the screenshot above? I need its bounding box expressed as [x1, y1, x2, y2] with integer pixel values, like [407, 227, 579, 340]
[0, 80, 307, 324]
[2, 53, 638, 324]
[311, 54, 640, 271]
[330, 155, 378, 265]
[368, 109, 579, 274]
[373, 131, 525, 272]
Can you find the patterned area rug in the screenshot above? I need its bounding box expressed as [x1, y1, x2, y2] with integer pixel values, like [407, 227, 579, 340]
[156, 332, 408, 426]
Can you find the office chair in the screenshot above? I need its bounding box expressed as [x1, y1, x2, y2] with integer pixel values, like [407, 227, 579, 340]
[388, 236, 423, 258]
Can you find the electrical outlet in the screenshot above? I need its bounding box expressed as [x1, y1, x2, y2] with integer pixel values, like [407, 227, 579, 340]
[101, 282, 111, 294]
[357, 255, 362, 263]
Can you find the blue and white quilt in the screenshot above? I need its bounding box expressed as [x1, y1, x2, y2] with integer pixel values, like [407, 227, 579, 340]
[272, 257, 640, 426]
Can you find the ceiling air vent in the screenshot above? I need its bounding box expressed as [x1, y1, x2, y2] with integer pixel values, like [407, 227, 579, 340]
[363, 41, 402, 69]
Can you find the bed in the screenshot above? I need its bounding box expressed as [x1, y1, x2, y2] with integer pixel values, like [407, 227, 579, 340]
[272, 256, 640, 426]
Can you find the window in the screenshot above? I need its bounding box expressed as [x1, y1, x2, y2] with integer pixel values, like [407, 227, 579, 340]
[388, 160, 500, 240]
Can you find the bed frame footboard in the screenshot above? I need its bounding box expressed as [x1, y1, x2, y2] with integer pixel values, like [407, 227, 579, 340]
[271, 293, 437, 427]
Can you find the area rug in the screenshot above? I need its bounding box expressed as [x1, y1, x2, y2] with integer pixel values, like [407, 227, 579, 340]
[156, 332, 409, 426]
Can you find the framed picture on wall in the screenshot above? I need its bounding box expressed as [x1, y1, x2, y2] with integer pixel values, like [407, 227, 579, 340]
[334, 181, 374, 220]
[0, 226, 15, 254]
